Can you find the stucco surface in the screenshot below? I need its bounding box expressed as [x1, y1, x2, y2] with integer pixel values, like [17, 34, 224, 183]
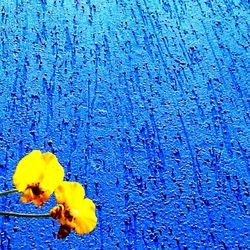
[0, 0, 249, 249]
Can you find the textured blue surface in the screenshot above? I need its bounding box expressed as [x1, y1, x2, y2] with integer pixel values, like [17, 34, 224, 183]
[0, 0, 249, 249]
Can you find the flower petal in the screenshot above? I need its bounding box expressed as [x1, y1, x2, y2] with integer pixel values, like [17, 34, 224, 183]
[73, 198, 97, 235]
[12, 150, 64, 206]
[54, 181, 85, 207]
[52, 182, 97, 237]
[40, 152, 65, 193]
[13, 150, 45, 191]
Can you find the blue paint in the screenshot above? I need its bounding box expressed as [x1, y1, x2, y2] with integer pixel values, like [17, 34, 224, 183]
[0, 0, 249, 249]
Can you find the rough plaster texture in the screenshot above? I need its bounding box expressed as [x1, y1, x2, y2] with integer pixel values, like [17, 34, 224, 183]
[0, 0, 249, 249]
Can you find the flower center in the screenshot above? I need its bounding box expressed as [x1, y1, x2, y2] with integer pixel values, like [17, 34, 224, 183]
[64, 209, 73, 222]
[31, 184, 43, 196]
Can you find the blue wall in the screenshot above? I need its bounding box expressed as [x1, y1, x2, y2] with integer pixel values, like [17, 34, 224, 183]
[0, 0, 249, 249]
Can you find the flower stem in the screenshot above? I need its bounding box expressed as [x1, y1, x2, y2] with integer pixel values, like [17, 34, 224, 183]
[0, 189, 18, 196]
[0, 211, 51, 218]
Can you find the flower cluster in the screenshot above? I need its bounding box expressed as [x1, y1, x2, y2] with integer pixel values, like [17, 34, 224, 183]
[12, 150, 97, 239]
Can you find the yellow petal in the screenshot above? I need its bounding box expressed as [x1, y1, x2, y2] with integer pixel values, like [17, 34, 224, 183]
[40, 152, 64, 193]
[13, 150, 45, 191]
[52, 182, 97, 236]
[54, 181, 85, 207]
[20, 188, 33, 203]
[73, 198, 97, 234]
[12, 150, 64, 206]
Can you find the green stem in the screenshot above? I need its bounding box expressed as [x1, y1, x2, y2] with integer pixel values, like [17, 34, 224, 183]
[0, 211, 51, 218]
[0, 189, 18, 196]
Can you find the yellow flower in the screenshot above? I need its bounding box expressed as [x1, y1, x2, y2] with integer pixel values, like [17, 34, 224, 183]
[13, 150, 64, 207]
[50, 181, 97, 239]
